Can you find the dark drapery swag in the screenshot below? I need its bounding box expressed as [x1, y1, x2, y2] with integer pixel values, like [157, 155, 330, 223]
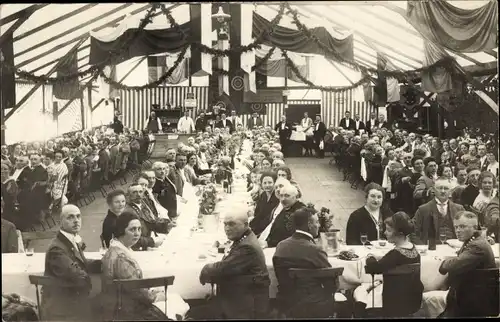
[406, 0, 498, 53]
[373, 53, 388, 107]
[53, 49, 81, 100]
[0, 33, 16, 110]
[89, 21, 192, 66]
[252, 12, 354, 62]
[254, 57, 308, 83]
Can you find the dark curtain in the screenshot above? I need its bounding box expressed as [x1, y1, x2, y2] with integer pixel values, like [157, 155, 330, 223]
[254, 57, 308, 83]
[228, 3, 244, 115]
[89, 21, 192, 66]
[240, 103, 267, 115]
[0, 33, 15, 109]
[373, 53, 387, 107]
[189, 4, 202, 76]
[53, 49, 81, 100]
[252, 12, 354, 62]
[407, 0, 498, 53]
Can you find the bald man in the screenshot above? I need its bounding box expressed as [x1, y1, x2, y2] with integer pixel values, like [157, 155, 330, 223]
[199, 209, 270, 319]
[41, 204, 100, 321]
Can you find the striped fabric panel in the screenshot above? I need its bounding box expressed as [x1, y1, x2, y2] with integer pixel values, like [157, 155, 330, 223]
[57, 99, 82, 134]
[120, 87, 209, 130]
[322, 89, 375, 128]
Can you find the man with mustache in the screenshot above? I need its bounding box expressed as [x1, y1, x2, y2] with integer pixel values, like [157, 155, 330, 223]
[41, 204, 101, 321]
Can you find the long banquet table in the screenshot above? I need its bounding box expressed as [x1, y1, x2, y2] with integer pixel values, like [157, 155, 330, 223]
[2, 148, 500, 306]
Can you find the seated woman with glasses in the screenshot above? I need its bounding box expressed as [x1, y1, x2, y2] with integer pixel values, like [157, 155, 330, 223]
[353, 211, 423, 318]
[94, 212, 189, 321]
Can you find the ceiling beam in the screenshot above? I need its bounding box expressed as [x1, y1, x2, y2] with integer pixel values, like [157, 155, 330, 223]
[5, 38, 87, 121]
[0, 6, 38, 47]
[0, 4, 48, 26]
[15, 3, 134, 59]
[17, 3, 179, 72]
[14, 3, 98, 42]
[378, 2, 485, 67]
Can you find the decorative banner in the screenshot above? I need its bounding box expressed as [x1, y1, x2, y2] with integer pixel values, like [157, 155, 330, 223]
[241, 3, 256, 93]
[0, 33, 16, 110]
[231, 76, 244, 91]
[243, 89, 284, 103]
[53, 49, 81, 100]
[239, 103, 267, 115]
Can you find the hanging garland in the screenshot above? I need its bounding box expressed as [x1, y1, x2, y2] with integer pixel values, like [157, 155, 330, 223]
[212, 46, 277, 76]
[282, 50, 372, 92]
[11, 4, 161, 84]
[283, 2, 458, 79]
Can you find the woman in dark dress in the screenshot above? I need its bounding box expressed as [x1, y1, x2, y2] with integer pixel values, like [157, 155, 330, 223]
[250, 171, 279, 236]
[354, 212, 423, 317]
[101, 189, 127, 248]
[346, 183, 393, 245]
[1, 161, 20, 226]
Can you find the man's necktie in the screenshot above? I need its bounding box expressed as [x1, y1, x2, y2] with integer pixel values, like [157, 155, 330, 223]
[437, 203, 446, 216]
[146, 193, 159, 218]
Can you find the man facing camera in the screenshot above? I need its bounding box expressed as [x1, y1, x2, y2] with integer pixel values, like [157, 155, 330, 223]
[41, 204, 101, 321]
[199, 209, 270, 319]
[438, 211, 496, 317]
[273, 207, 339, 318]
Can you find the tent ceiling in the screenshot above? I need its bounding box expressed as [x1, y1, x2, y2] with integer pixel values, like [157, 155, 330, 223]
[1, 1, 497, 82]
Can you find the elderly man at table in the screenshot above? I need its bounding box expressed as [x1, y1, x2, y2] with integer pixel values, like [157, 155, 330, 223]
[124, 183, 165, 251]
[143, 170, 170, 219]
[41, 204, 101, 321]
[438, 211, 496, 317]
[199, 210, 270, 319]
[273, 207, 339, 318]
[152, 162, 178, 219]
[412, 177, 465, 245]
[261, 184, 306, 248]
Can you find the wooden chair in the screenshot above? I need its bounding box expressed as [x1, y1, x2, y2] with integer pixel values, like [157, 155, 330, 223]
[368, 263, 422, 317]
[288, 267, 345, 318]
[113, 276, 175, 319]
[28, 275, 67, 321]
[456, 268, 499, 317]
[21, 230, 58, 249]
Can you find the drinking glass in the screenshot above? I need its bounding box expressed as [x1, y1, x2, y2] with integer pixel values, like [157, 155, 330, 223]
[25, 248, 34, 256]
[360, 234, 368, 247]
[99, 246, 107, 256]
[439, 233, 447, 245]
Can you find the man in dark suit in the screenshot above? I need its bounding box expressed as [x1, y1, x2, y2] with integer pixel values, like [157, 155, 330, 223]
[461, 168, 481, 210]
[216, 113, 233, 132]
[365, 112, 379, 134]
[313, 114, 327, 159]
[273, 207, 339, 318]
[1, 197, 18, 253]
[13, 156, 32, 230]
[412, 177, 465, 245]
[438, 211, 496, 317]
[199, 209, 270, 319]
[124, 182, 166, 251]
[248, 112, 263, 129]
[152, 162, 178, 219]
[339, 111, 355, 131]
[353, 113, 366, 135]
[28, 153, 49, 222]
[195, 112, 207, 133]
[41, 204, 100, 321]
[168, 154, 187, 198]
[377, 114, 389, 129]
[274, 115, 292, 157]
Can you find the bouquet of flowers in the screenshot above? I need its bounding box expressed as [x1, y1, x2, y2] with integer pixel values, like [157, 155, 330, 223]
[305, 203, 334, 233]
[199, 183, 218, 215]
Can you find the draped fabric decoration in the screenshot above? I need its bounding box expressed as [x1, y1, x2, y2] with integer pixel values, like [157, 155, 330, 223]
[53, 49, 81, 100]
[241, 4, 256, 93]
[98, 66, 119, 100]
[374, 51, 400, 103]
[373, 53, 388, 106]
[148, 49, 190, 85]
[0, 33, 16, 110]
[252, 12, 354, 62]
[421, 41, 453, 93]
[253, 45, 310, 83]
[189, 4, 212, 76]
[89, 20, 191, 66]
[406, 0, 498, 52]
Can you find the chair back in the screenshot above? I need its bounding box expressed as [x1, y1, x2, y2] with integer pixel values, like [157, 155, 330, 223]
[22, 230, 58, 249]
[113, 276, 174, 318]
[28, 275, 66, 321]
[379, 263, 423, 317]
[288, 267, 344, 279]
[457, 268, 499, 317]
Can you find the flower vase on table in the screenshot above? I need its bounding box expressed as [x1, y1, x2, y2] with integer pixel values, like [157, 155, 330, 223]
[320, 229, 340, 256]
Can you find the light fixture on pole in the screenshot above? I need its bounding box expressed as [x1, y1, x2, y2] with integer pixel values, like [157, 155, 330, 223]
[212, 6, 231, 40]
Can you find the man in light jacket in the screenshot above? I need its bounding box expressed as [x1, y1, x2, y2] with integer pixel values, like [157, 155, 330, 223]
[177, 111, 195, 134]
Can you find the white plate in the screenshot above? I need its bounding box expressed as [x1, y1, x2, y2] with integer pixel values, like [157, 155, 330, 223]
[372, 240, 390, 248]
[446, 239, 463, 249]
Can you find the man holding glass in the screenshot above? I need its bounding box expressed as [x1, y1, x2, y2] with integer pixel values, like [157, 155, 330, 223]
[412, 177, 465, 245]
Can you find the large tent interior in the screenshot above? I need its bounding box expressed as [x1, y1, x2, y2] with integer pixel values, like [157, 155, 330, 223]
[0, 1, 498, 145]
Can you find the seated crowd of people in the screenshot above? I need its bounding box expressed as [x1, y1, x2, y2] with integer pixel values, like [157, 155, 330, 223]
[1, 125, 154, 232]
[1, 112, 498, 321]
